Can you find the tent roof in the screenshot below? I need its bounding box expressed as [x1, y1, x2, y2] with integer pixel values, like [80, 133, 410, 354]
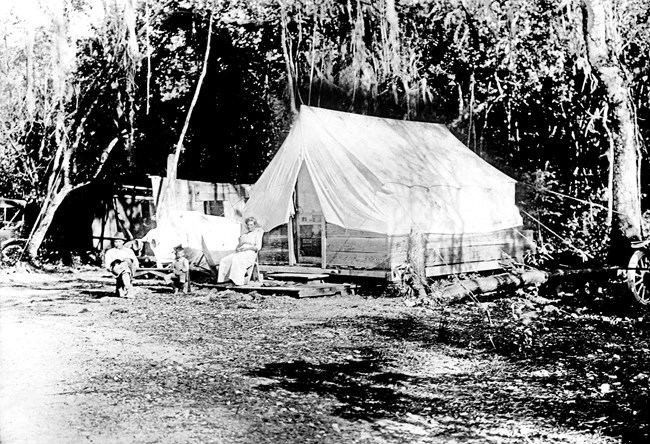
[245, 106, 522, 235]
[300, 106, 515, 189]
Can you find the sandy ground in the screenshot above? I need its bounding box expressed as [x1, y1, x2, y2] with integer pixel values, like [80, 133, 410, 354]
[0, 268, 622, 443]
[0, 271, 209, 443]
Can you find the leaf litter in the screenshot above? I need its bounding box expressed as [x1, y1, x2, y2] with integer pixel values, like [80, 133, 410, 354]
[1, 268, 648, 443]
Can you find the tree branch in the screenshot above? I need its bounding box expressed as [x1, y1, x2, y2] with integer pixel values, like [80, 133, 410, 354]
[91, 137, 119, 181]
[168, 10, 214, 182]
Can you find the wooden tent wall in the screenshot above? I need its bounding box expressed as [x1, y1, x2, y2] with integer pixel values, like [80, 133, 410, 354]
[390, 228, 534, 277]
[258, 223, 533, 280]
[260, 223, 388, 269]
[323, 224, 389, 269]
[259, 224, 291, 264]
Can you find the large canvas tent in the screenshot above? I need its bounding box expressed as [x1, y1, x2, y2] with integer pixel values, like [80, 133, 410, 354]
[244, 106, 530, 278]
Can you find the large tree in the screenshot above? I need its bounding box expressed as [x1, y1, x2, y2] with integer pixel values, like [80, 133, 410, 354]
[581, 0, 642, 260]
[7, 0, 143, 260]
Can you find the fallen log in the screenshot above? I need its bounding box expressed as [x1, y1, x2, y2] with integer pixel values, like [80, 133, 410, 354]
[437, 268, 618, 304]
[438, 270, 548, 303]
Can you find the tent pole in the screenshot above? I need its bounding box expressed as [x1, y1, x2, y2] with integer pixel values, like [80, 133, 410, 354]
[98, 197, 108, 250]
[294, 181, 301, 264]
[288, 220, 296, 266]
[321, 216, 326, 268]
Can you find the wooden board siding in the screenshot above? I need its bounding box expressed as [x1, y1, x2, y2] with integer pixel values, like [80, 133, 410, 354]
[325, 224, 386, 238]
[257, 222, 389, 269]
[324, 223, 389, 269]
[259, 224, 290, 264]
[424, 260, 503, 277]
[259, 264, 389, 279]
[259, 222, 534, 280]
[388, 228, 534, 278]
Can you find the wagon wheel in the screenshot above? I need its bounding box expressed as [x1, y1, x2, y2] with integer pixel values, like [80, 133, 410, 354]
[1, 241, 25, 267]
[627, 250, 650, 305]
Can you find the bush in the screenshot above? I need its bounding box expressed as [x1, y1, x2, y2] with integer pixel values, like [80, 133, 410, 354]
[519, 169, 610, 268]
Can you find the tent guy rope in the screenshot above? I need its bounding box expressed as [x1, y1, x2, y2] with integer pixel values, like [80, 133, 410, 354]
[519, 208, 593, 260]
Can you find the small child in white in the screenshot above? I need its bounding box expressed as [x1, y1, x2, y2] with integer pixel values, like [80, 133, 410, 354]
[169, 245, 190, 293]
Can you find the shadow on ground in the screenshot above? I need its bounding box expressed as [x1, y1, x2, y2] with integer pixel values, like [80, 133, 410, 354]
[248, 348, 435, 419]
[79, 289, 117, 299]
[248, 311, 648, 443]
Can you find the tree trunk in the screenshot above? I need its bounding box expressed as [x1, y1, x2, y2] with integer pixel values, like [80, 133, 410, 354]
[279, 0, 297, 115]
[582, 0, 642, 263]
[406, 228, 427, 298]
[26, 182, 73, 259]
[385, 0, 401, 74]
[24, 138, 118, 260]
[438, 270, 549, 303]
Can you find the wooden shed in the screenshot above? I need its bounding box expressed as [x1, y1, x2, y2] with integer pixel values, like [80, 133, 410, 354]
[244, 106, 532, 280]
[91, 178, 250, 251]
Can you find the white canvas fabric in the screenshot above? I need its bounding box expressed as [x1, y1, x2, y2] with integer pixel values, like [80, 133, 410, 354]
[244, 106, 522, 235]
[142, 211, 240, 266]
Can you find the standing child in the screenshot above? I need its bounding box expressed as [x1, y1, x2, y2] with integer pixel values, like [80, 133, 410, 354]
[169, 245, 190, 293]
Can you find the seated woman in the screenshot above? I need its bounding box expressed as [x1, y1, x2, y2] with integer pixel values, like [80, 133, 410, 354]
[218, 217, 263, 285]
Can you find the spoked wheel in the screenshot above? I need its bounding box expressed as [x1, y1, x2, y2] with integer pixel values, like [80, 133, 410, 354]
[0, 241, 25, 267]
[627, 250, 650, 305]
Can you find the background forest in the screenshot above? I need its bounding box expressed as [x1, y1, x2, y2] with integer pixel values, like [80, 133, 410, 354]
[0, 0, 649, 264]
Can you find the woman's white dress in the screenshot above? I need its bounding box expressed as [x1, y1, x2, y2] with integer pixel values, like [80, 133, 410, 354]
[217, 228, 263, 285]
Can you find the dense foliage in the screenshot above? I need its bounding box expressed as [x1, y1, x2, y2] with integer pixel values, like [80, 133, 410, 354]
[0, 0, 648, 261]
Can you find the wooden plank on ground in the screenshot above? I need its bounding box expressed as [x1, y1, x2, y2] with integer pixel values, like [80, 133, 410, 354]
[267, 273, 330, 282]
[198, 282, 350, 298]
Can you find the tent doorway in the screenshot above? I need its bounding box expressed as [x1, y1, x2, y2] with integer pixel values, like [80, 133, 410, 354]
[294, 164, 325, 266]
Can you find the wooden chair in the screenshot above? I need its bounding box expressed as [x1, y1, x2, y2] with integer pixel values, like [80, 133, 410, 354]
[243, 256, 260, 284]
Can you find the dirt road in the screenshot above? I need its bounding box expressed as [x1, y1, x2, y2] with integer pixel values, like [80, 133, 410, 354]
[0, 269, 631, 443]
